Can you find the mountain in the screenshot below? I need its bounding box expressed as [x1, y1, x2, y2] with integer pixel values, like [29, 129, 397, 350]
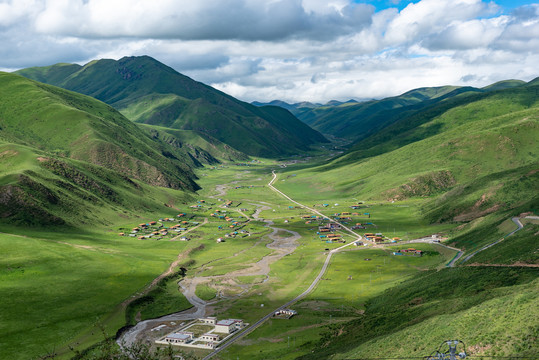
[16, 56, 328, 158]
[293, 85, 484, 140]
[0, 72, 199, 226]
[481, 79, 527, 91]
[278, 79, 539, 239]
[250, 100, 312, 111]
[290, 80, 531, 142]
[141, 125, 249, 163]
[251, 99, 359, 111]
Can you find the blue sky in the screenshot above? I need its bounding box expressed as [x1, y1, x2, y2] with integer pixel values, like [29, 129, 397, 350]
[0, 0, 538, 102]
[358, 0, 532, 11]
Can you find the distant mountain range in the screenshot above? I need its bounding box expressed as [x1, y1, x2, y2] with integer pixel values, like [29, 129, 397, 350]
[251, 99, 359, 111]
[257, 79, 530, 142]
[16, 56, 328, 158]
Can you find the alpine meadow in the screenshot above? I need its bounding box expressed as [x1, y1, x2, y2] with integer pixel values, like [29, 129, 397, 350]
[1, 1, 538, 360]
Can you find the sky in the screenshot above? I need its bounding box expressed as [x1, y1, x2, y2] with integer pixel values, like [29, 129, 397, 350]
[0, 0, 538, 103]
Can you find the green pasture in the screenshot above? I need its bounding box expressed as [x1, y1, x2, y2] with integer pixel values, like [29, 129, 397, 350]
[1, 154, 536, 360]
[195, 284, 218, 301]
[221, 244, 455, 359]
[0, 229, 190, 360]
[307, 267, 539, 360]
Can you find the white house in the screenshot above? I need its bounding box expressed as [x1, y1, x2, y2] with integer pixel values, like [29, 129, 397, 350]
[200, 333, 220, 342]
[163, 331, 194, 344]
[201, 317, 216, 325]
[214, 319, 243, 334]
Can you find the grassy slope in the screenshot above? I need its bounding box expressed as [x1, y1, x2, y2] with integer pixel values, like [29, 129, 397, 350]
[16, 56, 328, 157]
[340, 81, 539, 165]
[0, 142, 194, 227]
[278, 84, 538, 215]
[140, 124, 249, 163]
[297, 268, 538, 359]
[0, 72, 199, 191]
[294, 79, 531, 142]
[0, 72, 203, 227]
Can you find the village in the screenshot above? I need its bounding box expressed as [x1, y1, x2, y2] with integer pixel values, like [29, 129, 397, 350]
[117, 195, 444, 253]
[111, 167, 455, 358]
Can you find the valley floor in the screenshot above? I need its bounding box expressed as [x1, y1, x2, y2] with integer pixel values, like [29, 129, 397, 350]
[1, 157, 536, 360]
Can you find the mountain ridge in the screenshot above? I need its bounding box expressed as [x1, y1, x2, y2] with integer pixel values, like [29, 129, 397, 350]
[16, 56, 328, 158]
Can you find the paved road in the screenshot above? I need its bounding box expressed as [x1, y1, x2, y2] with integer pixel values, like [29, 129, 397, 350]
[460, 217, 524, 264]
[268, 170, 367, 243]
[202, 171, 361, 360]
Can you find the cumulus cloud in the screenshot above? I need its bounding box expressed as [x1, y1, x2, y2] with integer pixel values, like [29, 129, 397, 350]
[33, 0, 374, 41]
[0, 0, 537, 102]
[422, 17, 509, 50]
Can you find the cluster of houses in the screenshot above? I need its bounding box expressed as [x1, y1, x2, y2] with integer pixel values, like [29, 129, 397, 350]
[210, 209, 250, 242]
[301, 214, 319, 224]
[317, 223, 347, 243]
[118, 213, 197, 240]
[157, 317, 246, 349]
[333, 211, 370, 222]
[393, 248, 423, 256]
[216, 229, 249, 243]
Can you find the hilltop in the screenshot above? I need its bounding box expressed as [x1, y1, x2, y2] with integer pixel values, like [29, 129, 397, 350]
[17, 56, 328, 158]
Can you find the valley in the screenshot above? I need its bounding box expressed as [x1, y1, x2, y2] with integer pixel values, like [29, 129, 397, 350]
[4, 155, 535, 360]
[0, 60, 537, 360]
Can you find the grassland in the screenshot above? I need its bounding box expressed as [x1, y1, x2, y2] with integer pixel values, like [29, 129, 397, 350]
[1, 155, 537, 360]
[1, 74, 538, 360]
[300, 268, 539, 359]
[0, 229, 192, 359]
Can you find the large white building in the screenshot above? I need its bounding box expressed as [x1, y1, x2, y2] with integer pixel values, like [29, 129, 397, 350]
[163, 331, 194, 344]
[214, 319, 243, 334]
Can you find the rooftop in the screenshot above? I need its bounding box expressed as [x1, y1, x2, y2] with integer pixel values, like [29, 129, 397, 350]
[166, 332, 191, 340]
[216, 319, 237, 326]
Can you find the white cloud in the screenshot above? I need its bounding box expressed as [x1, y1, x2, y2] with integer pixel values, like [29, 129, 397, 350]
[0, 0, 537, 102]
[383, 0, 497, 45]
[423, 17, 509, 50]
[0, 0, 42, 27]
[34, 0, 374, 41]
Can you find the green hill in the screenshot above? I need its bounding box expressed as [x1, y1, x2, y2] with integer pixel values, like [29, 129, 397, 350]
[482, 79, 527, 91]
[16, 56, 328, 157]
[339, 78, 539, 165]
[140, 124, 249, 163]
[276, 80, 539, 251]
[292, 85, 480, 139]
[0, 72, 199, 226]
[298, 267, 538, 359]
